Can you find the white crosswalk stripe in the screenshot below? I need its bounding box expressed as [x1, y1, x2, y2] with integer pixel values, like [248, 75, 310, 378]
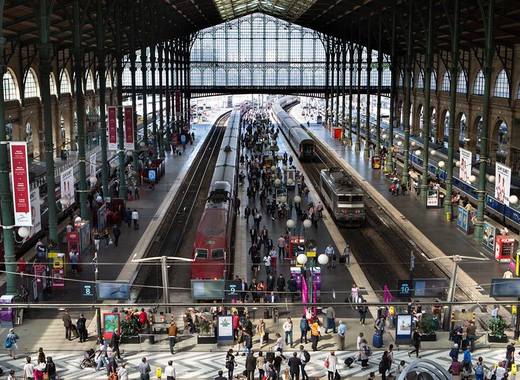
[0, 348, 507, 379]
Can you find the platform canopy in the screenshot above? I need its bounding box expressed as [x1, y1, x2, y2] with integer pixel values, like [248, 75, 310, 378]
[2, 0, 519, 55]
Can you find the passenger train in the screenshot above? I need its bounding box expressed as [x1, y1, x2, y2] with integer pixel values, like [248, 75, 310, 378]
[271, 96, 315, 160]
[191, 105, 249, 280]
[319, 168, 366, 226]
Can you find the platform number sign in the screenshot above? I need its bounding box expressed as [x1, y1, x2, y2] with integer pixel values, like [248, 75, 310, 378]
[83, 284, 94, 297]
[398, 280, 413, 298]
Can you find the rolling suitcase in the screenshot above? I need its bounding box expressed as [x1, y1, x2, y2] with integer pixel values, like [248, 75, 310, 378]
[372, 331, 383, 348]
[344, 357, 354, 368]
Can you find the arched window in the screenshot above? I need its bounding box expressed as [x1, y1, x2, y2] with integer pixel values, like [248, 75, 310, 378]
[49, 73, 57, 96]
[417, 71, 424, 89]
[456, 71, 467, 93]
[85, 70, 95, 91]
[494, 69, 510, 98]
[430, 72, 437, 91]
[59, 70, 71, 94]
[3, 68, 19, 101]
[473, 70, 484, 95]
[23, 68, 40, 99]
[442, 71, 450, 92]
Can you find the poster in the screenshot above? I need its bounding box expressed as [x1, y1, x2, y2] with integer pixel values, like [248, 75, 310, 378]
[495, 163, 511, 205]
[29, 189, 42, 238]
[123, 106, 134, 151]
[107, 106, 117, 151]
[396, 314, 412, 337]
[89, 152, 97, 178]
[9, 142, 31, 226]
[60, 167, 75, 209]
[482, 221, 497, 252]
[459, 148, 472, 184]
[217, 316, 233, 341]
[102, 312, 121, 341]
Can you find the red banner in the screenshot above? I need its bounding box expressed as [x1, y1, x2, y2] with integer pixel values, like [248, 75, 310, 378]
[9, 142, 31, 226]
[108, 106, 117, 150]
[124, 106, 134, 151]
[175, 90, 181, 113]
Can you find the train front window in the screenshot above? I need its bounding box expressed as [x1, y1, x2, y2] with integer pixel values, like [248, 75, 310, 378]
[338, 195, 350, 202]
[351, 195, 363, 203]
[212, 249, 225, 259]
[195, 249, 208, 259]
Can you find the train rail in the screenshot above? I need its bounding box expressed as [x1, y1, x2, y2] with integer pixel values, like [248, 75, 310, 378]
[134, 112, 231, 301]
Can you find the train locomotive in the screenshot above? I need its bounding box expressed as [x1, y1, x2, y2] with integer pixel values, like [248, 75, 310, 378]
[191, 107, 246, 280]
[272, 96, 315, 160]
[319, 167, 366, 226]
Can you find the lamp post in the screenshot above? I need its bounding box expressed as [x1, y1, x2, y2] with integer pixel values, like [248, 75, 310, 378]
[303, 219, 312, 244]
[297, 251, 329, 314]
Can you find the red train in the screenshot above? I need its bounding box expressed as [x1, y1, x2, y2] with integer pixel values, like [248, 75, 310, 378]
[191, 107, 246, 279]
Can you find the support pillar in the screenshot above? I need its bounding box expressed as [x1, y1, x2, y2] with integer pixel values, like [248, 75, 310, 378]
[325, 37, 330, 125]
[355, 39, 362, 152]
[341, 39, 347, 138]
[129, 46, 140, 185]
[115, 7, 127, 199]
[365, 19, 372, 158]
[165, 42, 171, 151]
[158, 43, 165, 158]
[375, 16, 383, 156]
[150, 45, 157, 155]
[474, 0, 495, 241]
[335, 39, 341, 128]
[420, 0, 434, 206]
[96, 0, 109, 200]
[0, 0, 18, 295]
[38, 0, 58, 241]
[444, 0, 460, 221]
[386, 5, 398, 173]
[141, 47, 148, 145]
[401, 0, 414, 188]
[348, 37, 354, 144]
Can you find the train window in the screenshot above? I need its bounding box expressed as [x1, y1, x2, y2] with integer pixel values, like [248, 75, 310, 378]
[338, 195, 350, 202]
[212, 249, 225, 259]
[195, 249, 208, 259]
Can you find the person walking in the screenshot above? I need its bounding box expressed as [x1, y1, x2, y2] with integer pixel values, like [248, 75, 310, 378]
[214, 370, 227, 380]
[325, 307, 336, 334]
[310, 319, 320, 352]
[132, 209, 139, 230]
[45, 357, 57, 380]
[408, 329, 421, 358]
[5, 328, 19, 359]
[77, 314, 88, 343]
[324, 351, 338, 380]
[359, 339, 371, 368]
[298, 345, 310, 380]
[23, 356, 34, 380]
[337, 320, 346, 351]
[272, 333, 284, 353]
[62, 310, 73, 341]
[299, 315, 309, 344]
[112, 224, 121, 247]
[168, 320, 178, 354]
[325, 245, 335, 269]
[138, 357, 151, 380]
[288, 352, 302, 380]
[245, 350, 257, 380]
[358, 299, 368, 325]
[256, 351, 266, 380]
[283, 318, 294, 347]
[163, 360, 176, 380]
[342, 244, 351, 266]
[225, 349, 236, 380]
[37, 348, 46, 364]
[277, 235, 286, 259]
[379, 350, 392, 380]
[110, 331, 121, 360]
[117, 363, 129, 380]
[473, 357, 485, 380]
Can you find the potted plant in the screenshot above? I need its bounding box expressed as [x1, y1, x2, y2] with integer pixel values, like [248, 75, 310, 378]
[418, 314, 437, 341]
[197, 313, 217, 344]
[488, 317, 508, 343]
[120, 318, 141, 344]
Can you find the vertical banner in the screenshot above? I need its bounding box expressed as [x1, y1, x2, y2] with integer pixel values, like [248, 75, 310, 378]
[175, 90, 181, 113]
[123, 106, 134, 151]
[30, 189, 42, 237]
[495, 163, 512, 205]
[60, 167, 75, 209]
[459, 148, 472, 183]
[9, 142, 31, 226]
[107, 106, 117, 151]
[89, 152, 97, 178]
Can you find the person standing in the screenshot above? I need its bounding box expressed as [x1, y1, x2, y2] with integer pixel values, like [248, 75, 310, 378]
[342, 244, 351, 266]
[277, 235, 286, 259]
[408, 329, 421, 358]
[23, 356, 34, 380]
[298, 345, 310, 380]
[5, 328, 19, 359]
[325, 307, 336, 334]
[283, 318, 294, 347]
[168, 320, 178, 354]
[324, 245, 335, 269]
[132, 209, 139, 230]
[62, 310, 73, 341]
[117, 363, 129, 380]
[337, 320, 346, 351]
[256, 351, 266, 380]
[112, 224, 121, 247]
[324, 351, 337, 380]
[288, 352, 302, 380]
[358, 299, 368, 325]
[465, 321, 477, 352]
[138, 357, 151, 380]
[69, 248, 79, 275]
[310, 319, 320, 352]
[164, 360, 176, 380]
[77, 314, 88, 343]
[110, 331, 121, 360]
[225, 349, 236, 380]
[299, 315, 309, 344]
[45, 357, 57, 380]
[379, 350, 392, 380]
[245, 350, 257, 380]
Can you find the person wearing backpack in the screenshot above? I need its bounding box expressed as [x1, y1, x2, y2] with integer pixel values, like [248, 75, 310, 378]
[298, 345, 310, 380]
[473, 356, 485, 380]
[299, 316, 309, 344]
[5, 328, 19, 359]
[359, 339, 371, 368]
[379, 351, 392, 380]
[225, 349, 236, 380]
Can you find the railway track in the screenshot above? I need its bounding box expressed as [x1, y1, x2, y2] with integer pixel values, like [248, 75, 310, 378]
[135, 112, 231, 302]
[301, 142, 445, 296]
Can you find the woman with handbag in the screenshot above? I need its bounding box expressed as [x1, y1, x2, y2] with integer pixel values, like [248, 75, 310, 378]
[324, 351, 338, 380]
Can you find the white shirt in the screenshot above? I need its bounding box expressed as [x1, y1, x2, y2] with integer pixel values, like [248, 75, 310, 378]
[325, 246, 334, 256]
[356, 336, 363, 350]
[283, 321, 293, 332]
[24, 362, 34, 378]
[117, 367, 129, 380]
[263, 256, 271, 267]
[495, 367, 506, 380]
[164, 365, 176, 377]
[132, 211, 139, 220]
[491, 307, 499, 318]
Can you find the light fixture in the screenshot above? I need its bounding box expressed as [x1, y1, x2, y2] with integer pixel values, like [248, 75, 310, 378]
[274, 179, 281, 188]
[455, 161, 460, 167]
[411, 141, 416, 147]
[280, 196, 287, 203]
[17, 227, 30, 238]
[469, 175, 477, 183]
[509, 195, 519, 205]
[286, 219, 295, 229]
[438, 161, 445, 168]
[397, 141, 402, 147]
[74, 216, 82, 224]
[430, 149, 436, 156]
[296, 253, 308, 265]
[414, 149, 421, 156]
[317, 254, 329, 266]
[294, 195, 301, 204]
[488, 175, 495, 183]
[89, 176, 97, 186]
[303, 219, 312, 229]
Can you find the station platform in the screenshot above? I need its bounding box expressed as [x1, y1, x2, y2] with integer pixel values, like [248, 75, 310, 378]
[303, 120, 507, 297]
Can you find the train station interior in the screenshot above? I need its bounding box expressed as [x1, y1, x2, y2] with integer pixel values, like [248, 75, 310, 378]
[0, 1, 520, 379]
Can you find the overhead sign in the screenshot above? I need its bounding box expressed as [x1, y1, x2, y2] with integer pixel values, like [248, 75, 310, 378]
[191, 280, 225, 300]
[459, 148, 472, 184]
[495, 163, 511, 205]
[123, 106, 134, 151]
[97, 282, 130, 300]
[397, 280, 413, 298]
[29, 189, 42, 238]
[60, 167, 75, 209]
[490, 278, 520, 298]
[107, 106, 117, 151]
[9, 142, 31, 226]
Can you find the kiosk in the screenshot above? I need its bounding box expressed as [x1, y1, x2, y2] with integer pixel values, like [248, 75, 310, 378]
[495, 235, 517, 262]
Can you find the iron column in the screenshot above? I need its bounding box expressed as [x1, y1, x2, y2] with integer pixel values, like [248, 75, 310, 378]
[150, 44, 157, 155]
[356, 38, 362, 152]
[115, 7, 127, 199]
[365, 18, 372, 158]
[375, 15, 383, 156]
[386, 4, 397, 173]
[401, 0, 414, 189]
[341, 39, 347, 139]
[158, 43, 165, 158]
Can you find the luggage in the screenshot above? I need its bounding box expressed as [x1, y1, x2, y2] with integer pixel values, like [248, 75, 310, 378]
[344, 357, 354, 368]
[372, 332, 383, 348]
[339, 256, 346, 264]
